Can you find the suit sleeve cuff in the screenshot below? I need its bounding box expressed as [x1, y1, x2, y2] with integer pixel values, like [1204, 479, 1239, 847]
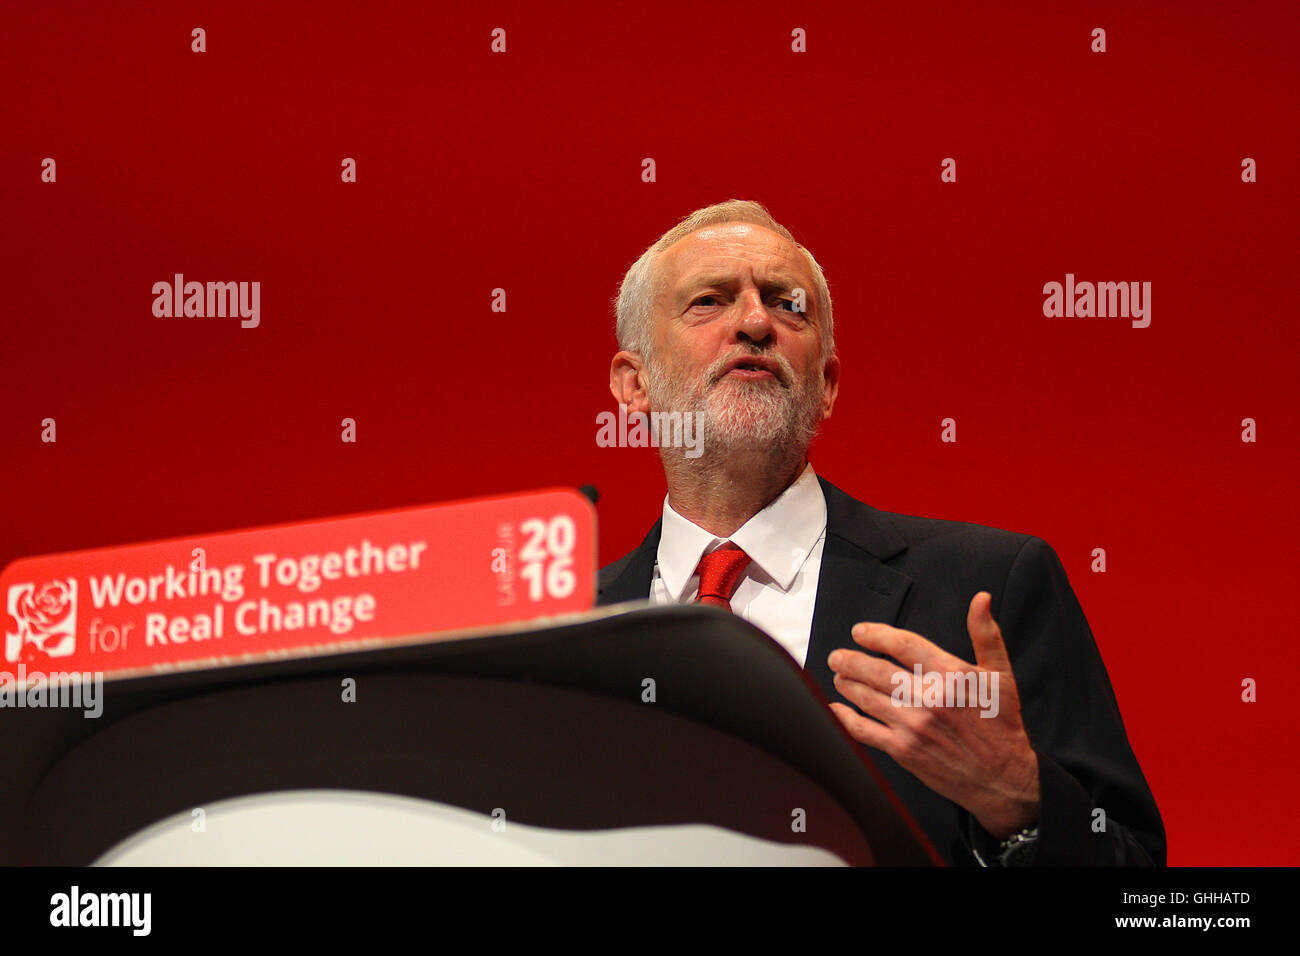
[961, 748, 1108, 865]
[960, 748, 1112, 865]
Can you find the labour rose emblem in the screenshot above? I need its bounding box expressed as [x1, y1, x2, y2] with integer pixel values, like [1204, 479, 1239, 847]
[6, 579, 77, 663]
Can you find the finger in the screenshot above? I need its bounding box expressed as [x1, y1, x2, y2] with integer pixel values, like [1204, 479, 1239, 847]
[967, 591, 1012, 673]
[832, 672, 910, 728]
[838, 669, 980, 761]
[828, 702, 894, 752]
[851, 621, 942, 670]
[851, 622, 970, 678]
[828, 648, 908, 695]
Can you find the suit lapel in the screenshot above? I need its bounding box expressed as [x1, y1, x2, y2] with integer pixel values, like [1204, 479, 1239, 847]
[805, 478, 913, 701]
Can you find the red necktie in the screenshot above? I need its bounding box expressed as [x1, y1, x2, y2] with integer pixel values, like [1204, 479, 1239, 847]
[693, 543, 752, 611]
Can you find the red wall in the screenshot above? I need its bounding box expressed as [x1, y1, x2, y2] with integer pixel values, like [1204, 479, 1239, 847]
[2, 1, 1296, 864]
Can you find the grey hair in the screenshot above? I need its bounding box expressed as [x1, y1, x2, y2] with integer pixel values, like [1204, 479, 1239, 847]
[613, 199, 834, 361]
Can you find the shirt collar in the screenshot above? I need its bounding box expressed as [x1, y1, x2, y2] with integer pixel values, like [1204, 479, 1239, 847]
[656, 462, 827, 600]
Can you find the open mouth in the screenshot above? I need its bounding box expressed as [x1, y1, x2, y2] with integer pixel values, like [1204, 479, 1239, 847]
[721, 358, 783, 384]
[726, 365, 777, 379]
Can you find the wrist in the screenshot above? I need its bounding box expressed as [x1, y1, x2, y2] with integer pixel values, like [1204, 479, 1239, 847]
[978, 803, 1039, 840]
[976, 747, 1041, 838]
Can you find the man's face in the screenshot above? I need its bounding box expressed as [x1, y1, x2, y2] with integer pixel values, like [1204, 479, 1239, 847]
[636, 222, 839, 456]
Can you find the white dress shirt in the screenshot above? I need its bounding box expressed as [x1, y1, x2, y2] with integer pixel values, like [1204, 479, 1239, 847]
[650, 462, 827, 667]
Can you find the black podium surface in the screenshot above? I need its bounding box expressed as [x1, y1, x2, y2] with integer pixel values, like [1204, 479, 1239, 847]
[2, 603, 939, 865]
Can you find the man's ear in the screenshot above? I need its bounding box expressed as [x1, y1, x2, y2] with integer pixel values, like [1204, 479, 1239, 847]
[820, 351, 841, 421]
[610, 350, 652, 414]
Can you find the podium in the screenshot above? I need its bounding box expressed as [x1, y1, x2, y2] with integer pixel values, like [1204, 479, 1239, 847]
[2, 603, 938, 866]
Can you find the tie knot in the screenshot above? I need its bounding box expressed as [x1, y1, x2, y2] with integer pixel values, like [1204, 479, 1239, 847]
[694, 543, 752, 611]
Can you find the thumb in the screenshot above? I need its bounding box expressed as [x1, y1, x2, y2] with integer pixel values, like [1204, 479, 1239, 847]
[967, 591, 1011, 672]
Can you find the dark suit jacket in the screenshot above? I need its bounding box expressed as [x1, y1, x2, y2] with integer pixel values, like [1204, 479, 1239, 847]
[597, 475, 1166, 866]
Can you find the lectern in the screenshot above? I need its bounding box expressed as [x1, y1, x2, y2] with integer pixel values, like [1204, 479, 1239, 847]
[2, 602, 938, 866]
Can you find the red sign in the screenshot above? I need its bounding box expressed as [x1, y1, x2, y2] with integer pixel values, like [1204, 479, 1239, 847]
[1, 488, 595, 682]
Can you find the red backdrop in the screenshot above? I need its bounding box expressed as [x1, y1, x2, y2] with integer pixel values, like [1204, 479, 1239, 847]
[2, 0, 1296, 865]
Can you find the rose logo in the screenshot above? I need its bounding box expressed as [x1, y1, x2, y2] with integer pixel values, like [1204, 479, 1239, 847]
[5, 579, 77, 663]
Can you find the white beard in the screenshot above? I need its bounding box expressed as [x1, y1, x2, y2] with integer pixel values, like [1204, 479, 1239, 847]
[645, 350, 825, 460]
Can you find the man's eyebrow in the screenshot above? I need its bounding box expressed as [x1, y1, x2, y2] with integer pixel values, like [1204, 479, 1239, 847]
[676, 274, 809, 298]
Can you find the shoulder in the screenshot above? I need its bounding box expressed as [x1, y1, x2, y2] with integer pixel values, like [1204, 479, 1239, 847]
[874, 507, 1034, 555]
[818, 475, 1043, 571]
[819, 477, 1077, 627]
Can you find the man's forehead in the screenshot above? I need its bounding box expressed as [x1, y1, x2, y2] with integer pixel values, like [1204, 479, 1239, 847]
[660, 222, 810, 285]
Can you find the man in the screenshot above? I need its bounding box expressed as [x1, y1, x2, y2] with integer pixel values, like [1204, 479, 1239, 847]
[597, 199, 1165, 866]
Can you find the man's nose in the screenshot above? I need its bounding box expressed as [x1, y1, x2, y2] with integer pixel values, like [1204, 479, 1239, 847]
[732, 289, 775, 346]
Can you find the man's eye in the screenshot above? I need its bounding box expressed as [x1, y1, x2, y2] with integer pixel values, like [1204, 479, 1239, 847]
[692, 295, 721, 307]
[773, 298, 797, 312]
